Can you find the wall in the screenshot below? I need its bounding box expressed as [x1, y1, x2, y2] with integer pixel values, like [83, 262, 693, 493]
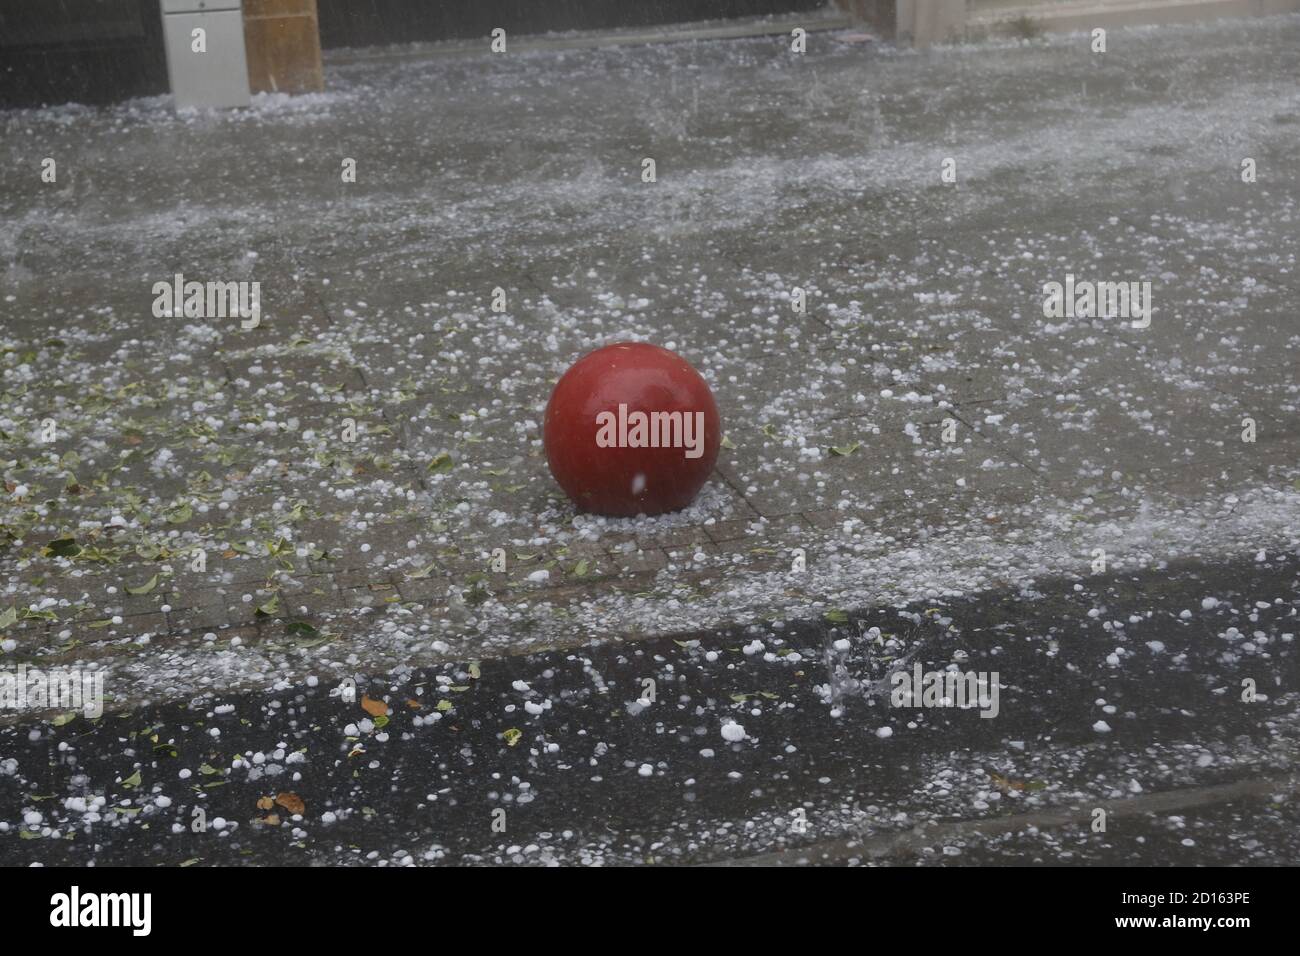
[315, 0, 826, 49]
[0, 0, 167, 108]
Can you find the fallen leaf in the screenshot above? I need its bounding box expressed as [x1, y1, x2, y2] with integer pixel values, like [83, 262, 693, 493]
[43, 537, 82, 559]
[124, 574, 159, 595]
[274, 792, 305, 815]
[256, 795, 274, 810]
[360, 694, 388, 717]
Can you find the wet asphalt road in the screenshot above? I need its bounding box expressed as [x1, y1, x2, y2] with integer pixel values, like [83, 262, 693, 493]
[3, 553, 1296, 866]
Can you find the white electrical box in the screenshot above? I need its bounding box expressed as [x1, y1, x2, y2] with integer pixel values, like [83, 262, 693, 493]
[161, 0, 251, 109]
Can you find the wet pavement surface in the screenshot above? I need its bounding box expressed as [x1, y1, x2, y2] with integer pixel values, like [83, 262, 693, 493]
[1, 14, 1298, 864]
[3, 552, 1295, 865]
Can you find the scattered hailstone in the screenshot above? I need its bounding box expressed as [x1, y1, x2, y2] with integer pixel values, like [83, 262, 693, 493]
[1093, 720, 1112, 733]
[720, 722, 747, 743]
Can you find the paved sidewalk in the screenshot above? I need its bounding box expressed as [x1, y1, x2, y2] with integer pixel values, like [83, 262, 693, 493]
[1, 15, 1298, 715]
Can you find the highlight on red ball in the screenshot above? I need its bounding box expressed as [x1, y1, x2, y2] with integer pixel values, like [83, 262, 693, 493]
[543, 342, 721, 517]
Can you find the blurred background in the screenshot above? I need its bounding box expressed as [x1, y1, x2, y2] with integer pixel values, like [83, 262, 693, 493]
[4, 0, 1297, 109]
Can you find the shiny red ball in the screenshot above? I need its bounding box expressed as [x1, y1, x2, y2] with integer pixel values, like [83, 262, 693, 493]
[543, 342, 721, 517]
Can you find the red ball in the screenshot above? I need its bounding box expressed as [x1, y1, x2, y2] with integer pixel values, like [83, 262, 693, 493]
[544, 342, 721, 517]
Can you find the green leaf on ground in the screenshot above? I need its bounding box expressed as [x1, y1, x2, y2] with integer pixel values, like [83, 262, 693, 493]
[829, 442, 860, 457]
[121, 770, 142, 788]
[44, 536, 82, 559]
[823, 609, 849, 623]
[427, 452, 454, 474]
[125, 574, 159, 595]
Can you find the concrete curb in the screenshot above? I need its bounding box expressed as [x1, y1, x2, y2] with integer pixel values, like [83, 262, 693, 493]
[968, 0, 1300, 37]
[838, 0, 1300, 45]
[722, 772, 1300, 866]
